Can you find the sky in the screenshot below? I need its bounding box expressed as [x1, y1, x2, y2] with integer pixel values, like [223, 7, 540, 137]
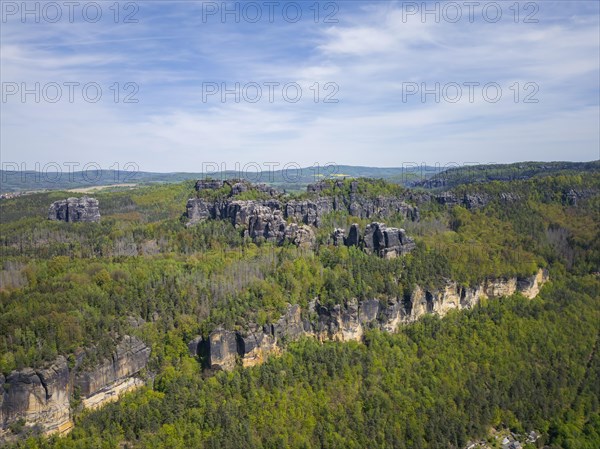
[1, 0, 599, 172]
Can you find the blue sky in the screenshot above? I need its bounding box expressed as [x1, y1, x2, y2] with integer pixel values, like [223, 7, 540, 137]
[1, 0, 599, 172]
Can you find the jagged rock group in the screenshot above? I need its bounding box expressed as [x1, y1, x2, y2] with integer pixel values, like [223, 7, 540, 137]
[0, 336, 149, 436]
[192, 269, 548, 371]
[332, 222, 416, 258]
[186, 179, 419, 249]
[47, 197, 100, 222]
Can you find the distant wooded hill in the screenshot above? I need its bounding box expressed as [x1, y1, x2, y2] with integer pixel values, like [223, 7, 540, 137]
[1, 161, 597, 194]
[410, 160, 600, 189]
[0, 165, 441, 193]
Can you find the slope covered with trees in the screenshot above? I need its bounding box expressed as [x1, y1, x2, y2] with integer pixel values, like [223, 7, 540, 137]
[0, 169, 598, 447]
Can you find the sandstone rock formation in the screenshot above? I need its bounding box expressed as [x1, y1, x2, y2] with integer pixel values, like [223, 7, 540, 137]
[195, 179, 224, 191]
[186, 180, 420, 247]
[1, 336, 150, 437]
[332, 228, 345, 246]
[346, 223, 361, 247]
[74, 336, 150, 397]
[48, 197, 100, 222]
[208, 329, 239, 371]
[199, 269, 549, 371]
[362, 223, 416, 258]
[330, 222, 416, 258]
[0, 357, 71, 436]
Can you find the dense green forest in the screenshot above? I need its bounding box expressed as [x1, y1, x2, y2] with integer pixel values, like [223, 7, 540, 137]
[5, 275, 600, 449]
[412, 161, 600, 189]
[1, 170, 598, 448]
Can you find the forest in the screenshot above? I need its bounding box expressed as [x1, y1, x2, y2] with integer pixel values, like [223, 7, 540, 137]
[0, 169, 598, 448]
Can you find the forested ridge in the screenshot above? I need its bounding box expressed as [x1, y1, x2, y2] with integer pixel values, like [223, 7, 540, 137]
[0, 170, 598, 448]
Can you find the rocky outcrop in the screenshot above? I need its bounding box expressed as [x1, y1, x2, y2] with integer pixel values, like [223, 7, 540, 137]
[202, 269, 549, 371]
[81, 377, 144, 411]
[516, 268, 548, 299]
[285, 224, 316, 248]
[186, 180, 419, 247]
[562, 188, 596, 206]
[195, 178, 280, 197]
[195, 179, 224, 191]
[331, 222, 416, 258]
[403, 190, 519, 210]
[433, 192, 491, 210]
[1, 336, 150, 437]
[207, 329, 238, 371]
[47, 197, 100, 222]
[272, 304, 309, 341]
[74, 336, 150, 397]
[285, 198, 333, 227]
[346, 224, 361, 246]
[462, 193, 491, 209]
[237, 326, 279, 368]
[362, 223, 416, 258]
[188, 336, 203, 358]
[348, 196, 419, 221]
[0, 357, 71, 436]
[332, 228, 345, 246]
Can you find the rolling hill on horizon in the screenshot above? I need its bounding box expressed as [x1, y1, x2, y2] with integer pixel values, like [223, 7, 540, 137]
[2, 161, 598, 194]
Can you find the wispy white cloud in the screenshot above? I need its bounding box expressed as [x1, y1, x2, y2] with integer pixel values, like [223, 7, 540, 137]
[1, 1, 598, 171]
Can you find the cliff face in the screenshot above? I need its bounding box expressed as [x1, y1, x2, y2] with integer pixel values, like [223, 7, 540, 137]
[195, 269, 549, 371]
[0, 357, 71, 436]
[48, 197, 100, 223]
[74, 336, 150, 397]
[0, 336, 150, 437]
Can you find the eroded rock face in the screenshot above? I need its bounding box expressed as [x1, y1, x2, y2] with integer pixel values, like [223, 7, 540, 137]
[434, 192, 492, 210]
[0, 357, 71, 436]
[348, 196, 420, 221]
[272, 304, 307, 341]
[285, 224, 316, 249]
[285, 198, 334, 227]
[187, 336, 203, 357]
[363, 223, 416, 258]
[236, 326, 278, 368]
[186, 199, 213, 224]
[205, 269, 549, 371]
[462, 193, 490, 210]
[74, 336, 150, 397]
[48, 197, 100, 223]
[346, 224, 361, 247]
[332, 228, 345, 246]
[186, 180, 420, 248]
[1, 336, 150, 437]
[208, 329, 238, 371]
[195, 180, 224, 191]
[516, 269, 549, 299]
